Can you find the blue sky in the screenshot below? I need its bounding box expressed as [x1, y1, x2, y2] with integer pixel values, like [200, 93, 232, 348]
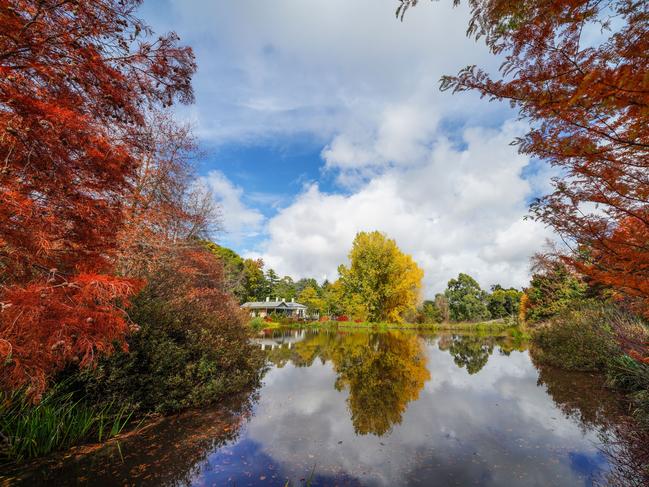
[138, 0, 555, 295]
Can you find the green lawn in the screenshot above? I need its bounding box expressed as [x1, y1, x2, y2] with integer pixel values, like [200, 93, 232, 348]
[256, 319, 518, 333]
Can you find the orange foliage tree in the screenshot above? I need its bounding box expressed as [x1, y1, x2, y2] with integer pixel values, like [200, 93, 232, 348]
[400, 1, 649, 313]
[0, 0, 196, 397]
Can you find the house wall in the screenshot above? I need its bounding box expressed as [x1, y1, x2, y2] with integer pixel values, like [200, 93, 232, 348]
[248, 308, 307, 319]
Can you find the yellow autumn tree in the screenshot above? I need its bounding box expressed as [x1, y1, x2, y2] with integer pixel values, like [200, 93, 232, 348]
[338, 231, 424, 323]
[298, 285, 324, 316]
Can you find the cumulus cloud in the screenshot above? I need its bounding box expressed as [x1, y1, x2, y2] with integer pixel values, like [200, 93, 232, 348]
[253, 121, 554, 295]
[233, 341, 602, 487]
[201, 170, 264, 244]
[140, 0, 557, 293]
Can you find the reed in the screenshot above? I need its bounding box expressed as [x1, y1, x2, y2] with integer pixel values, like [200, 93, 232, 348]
[0, 382, 136, 464]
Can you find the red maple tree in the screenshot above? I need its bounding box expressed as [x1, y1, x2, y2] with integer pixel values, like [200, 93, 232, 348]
[401, 0, 648, 313]
[0, 0, 196, 397]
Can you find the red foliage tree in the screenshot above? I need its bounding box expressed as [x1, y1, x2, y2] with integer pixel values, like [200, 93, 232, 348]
[0, 0, 196, 397]
[400, 0, 649, 313]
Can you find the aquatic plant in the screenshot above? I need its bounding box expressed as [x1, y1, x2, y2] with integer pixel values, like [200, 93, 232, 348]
[0, 383, 135, 463]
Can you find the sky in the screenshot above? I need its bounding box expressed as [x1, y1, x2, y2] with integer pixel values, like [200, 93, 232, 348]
[139, 0, 556, 296]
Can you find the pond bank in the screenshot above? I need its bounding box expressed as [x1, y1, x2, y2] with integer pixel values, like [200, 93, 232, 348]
[254, 319, 519, 335]
[1, 392, 256, 486]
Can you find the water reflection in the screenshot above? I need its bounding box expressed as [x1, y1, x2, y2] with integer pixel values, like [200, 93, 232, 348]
[332, 332, 430, 436]
[258, 330, 430, 435]
[10, 329, 643, 487]
[439, 334, 494, 374]
[7, 394, 257, 486]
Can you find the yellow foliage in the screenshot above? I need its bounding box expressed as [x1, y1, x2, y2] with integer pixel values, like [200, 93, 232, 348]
[297, 286, 324, 315]
[337, 231, 424, 323]
[519, 292, 529, 326]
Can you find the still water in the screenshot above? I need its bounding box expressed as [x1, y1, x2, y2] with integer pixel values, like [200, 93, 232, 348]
[14, 328, 632, 486]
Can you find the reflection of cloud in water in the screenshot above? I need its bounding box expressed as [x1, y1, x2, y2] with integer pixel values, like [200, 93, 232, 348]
[18, 331, 631, 486]
[224, 332, 619, 486]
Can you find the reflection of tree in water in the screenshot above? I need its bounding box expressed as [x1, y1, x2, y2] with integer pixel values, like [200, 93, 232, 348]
[533, 357, 649, 487]
[442, 335, 495, 375]
[264, 330, 430, 436]
[332, 332, 430, 436]
[598, 420, 649, 487]
[16, 392, 259, 486]
[264, 329, 335, 368]
[534, 358, 623, 431]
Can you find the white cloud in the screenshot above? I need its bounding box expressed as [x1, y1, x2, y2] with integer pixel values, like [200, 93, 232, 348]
[253, 121, 554, 295]
[140, 0, 557, 293]
[201, 170, 264, 243]
[143, 0, 506, 143]
[234, 340, 603, 487]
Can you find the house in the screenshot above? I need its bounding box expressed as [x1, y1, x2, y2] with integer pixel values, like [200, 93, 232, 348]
[241, 297, 310, 319]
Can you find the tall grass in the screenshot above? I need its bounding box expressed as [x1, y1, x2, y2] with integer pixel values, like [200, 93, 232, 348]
[607, 354, 649, 425]
[0, 382, 136, 464]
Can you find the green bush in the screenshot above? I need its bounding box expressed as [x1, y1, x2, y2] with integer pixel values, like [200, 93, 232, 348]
[249, 316, 266, 331]
[71, 293, 265, 415]
[531, 305, 621, 371]
[525, 262, 589, 323]
[268, 312, 298, 326]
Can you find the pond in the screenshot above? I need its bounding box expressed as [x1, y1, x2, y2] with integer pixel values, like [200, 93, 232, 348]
[11, 328, 637, 486]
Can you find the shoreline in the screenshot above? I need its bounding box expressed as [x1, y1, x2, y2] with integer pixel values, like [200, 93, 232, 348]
[256, 319, 520, 335]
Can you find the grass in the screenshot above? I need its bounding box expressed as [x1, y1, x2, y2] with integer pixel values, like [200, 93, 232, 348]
[0, 382, 137, 464]
[284, 464, 316, 486]
[607, 354, 649, 425]
[269, 318, 518, 335]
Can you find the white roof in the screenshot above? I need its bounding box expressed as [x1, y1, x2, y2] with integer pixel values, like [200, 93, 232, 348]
[241, 300, 307, 310]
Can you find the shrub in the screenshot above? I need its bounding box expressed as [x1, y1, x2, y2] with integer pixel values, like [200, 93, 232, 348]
[68, 247, 266, 415]
[249, 316, 266, 331]
[531, 305, 621, 371]
[266, 312, 298, 326]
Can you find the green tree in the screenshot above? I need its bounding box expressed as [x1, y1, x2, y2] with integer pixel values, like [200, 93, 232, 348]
[201, 241, 246, 301]
[322, 280, 344, 318]
[274, 276, 297, 301]
[242, 258, 267, 301]
[265, 269, 281, 298]
[444, 273, 490, 322]
[417, 300, 443, 324]
[525, 259, 588, 323]
[295, 278, 321, 296]
[487, 285, 523, 319]
[338, 231, 424, 323]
